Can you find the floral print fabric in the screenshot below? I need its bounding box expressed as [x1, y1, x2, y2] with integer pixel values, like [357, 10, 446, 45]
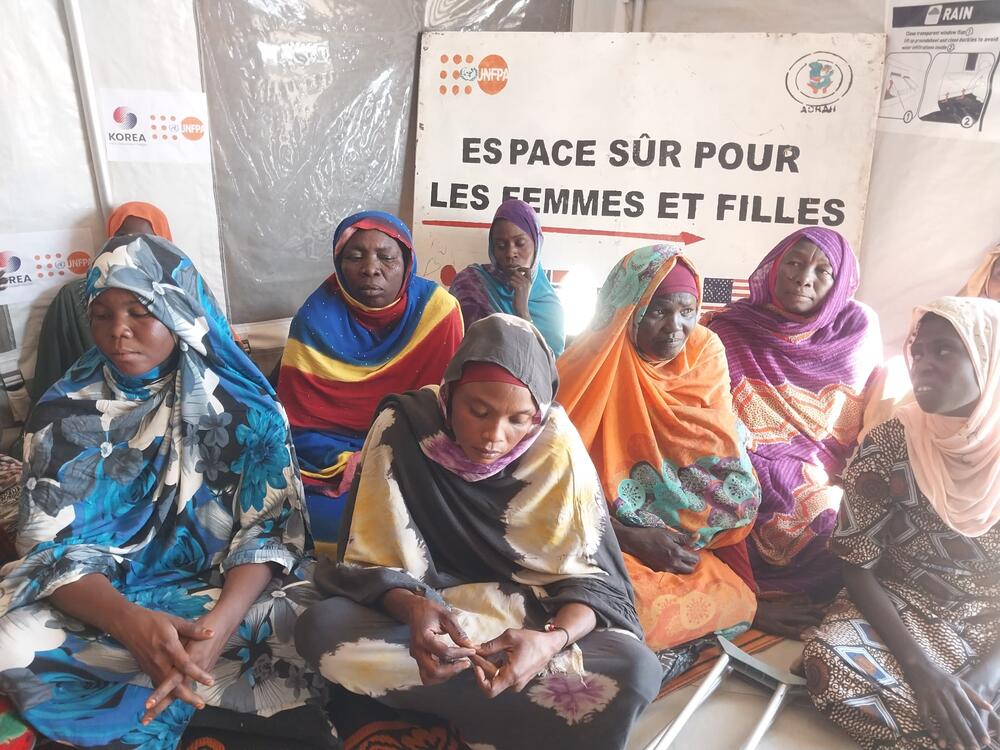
[0, 235, 326, 749]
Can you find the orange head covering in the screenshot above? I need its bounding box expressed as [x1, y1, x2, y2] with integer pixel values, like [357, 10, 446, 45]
[106, 202, 172, 241]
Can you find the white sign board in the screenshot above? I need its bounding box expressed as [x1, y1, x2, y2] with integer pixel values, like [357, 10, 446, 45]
[881, 1, 1000, 141]
[98, 88, 210, 163]
[0, 229, 94, 307]
[413, 32, 885, 302]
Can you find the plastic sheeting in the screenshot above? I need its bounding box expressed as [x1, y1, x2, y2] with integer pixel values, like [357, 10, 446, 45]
[196, 0, 571, 324]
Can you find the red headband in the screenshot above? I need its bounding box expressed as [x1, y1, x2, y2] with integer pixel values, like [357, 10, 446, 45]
[455, 361, 526, 389]
[656, 261, 698, 297]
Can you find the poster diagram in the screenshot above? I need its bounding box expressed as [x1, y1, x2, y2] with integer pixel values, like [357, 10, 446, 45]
[881, 1, 1000, 140]
[882, 53, 930, 122]
[920, 51, 995, 124]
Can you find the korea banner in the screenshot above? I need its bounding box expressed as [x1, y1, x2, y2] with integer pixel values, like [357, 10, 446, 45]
[413, 32, 885, 322]
[0, 229, 95, 307]
[98, 88, 210, 164]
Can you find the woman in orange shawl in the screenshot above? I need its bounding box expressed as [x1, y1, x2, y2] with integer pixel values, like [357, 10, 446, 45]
[558, 244, 762, 652]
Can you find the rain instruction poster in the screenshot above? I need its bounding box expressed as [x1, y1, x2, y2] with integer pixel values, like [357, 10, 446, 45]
[881, 0, 1000, 140]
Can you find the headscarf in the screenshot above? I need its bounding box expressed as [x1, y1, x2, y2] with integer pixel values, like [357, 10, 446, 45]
[448, 200, 566, 356]
[2, 235, 306, 612]
[427, 314, 555, 483]
[558, 245, 761, 550]
[30, 202, 174, 401]
[897, 296, 1000, 537]
[106, 201, 173, 240]
[706, 227, 882, 597]
[958, 245, 1000, 299]
[656, 260, 699, 297]
[321, 313, 641, 638]
[276, 211, 463, 505]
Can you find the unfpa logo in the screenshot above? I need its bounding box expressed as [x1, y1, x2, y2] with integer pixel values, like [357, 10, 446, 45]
[437, 53, 509, 96]
[112, 106, 138, 130]
[477, 55, 508, 95]
[181, 116, 205, 141]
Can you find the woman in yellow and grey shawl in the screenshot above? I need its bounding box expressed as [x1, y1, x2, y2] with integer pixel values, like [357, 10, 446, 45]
[296, 314, 660, 750]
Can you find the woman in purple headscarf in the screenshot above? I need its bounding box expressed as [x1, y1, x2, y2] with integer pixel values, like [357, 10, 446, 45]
[449, 199, 565, 355]
[707, 227, 883, 638]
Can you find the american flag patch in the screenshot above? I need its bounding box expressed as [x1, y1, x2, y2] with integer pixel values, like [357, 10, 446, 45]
[702, 277, 751, 312]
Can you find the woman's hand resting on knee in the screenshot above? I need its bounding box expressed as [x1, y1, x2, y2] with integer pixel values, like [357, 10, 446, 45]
[114, 605, 216, 721]
[139, 563, 282, 724]
[908, 658, 999, 750]
[48, 574, 216, 717]
[613, 518, 700, 574]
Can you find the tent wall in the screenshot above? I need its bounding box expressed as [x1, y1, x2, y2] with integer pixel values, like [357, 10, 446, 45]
[2, 0, 997, 379]
[1, 0, 224, 303]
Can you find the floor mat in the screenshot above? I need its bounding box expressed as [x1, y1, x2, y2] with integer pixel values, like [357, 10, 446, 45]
[329, 685, 467, 750]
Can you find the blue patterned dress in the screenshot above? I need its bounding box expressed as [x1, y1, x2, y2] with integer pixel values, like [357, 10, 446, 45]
[0, 236, 328, 749]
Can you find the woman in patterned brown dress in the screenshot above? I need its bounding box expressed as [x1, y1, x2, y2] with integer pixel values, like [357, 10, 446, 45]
[804, 296, 1000, 750]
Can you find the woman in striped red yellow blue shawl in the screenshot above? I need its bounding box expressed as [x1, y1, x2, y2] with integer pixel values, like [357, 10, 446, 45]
[277, 211, 463, 554]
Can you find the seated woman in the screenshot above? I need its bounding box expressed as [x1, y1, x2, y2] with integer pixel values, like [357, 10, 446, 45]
[959, 243, 1000, 301]
[295, 314, 660, 750]
[0, 235, 326, 748]
[31, 201, 172, 401]
[859, 244, 1000, 446]
[449, 199, 565, 355]
[706, 227, 882, 637]
[804, 296, 1000, 750]
[557, 245, 761, 654]
[276, 211, 462, 553]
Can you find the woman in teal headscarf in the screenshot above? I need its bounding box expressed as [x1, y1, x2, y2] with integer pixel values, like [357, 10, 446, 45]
[449, 199, 565, 355]
[0, 235, 326, 748]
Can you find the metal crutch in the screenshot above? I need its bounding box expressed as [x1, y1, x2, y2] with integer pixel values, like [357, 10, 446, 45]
[642, 635, 807, 750]
[642, 649, 733, 750]
[716, 636, 807, 750]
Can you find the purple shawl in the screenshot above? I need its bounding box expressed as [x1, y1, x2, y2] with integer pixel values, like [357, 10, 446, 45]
[707, 227, 882, 599]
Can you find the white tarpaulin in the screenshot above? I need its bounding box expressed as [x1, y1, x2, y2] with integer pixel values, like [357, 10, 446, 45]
[98, 88, 210, 163]
[880, 0, 1000, 141]
[413, 32, 885, 308]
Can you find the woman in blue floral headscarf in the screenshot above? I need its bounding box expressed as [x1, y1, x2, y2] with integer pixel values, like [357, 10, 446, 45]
[0, 235, 327, 749]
